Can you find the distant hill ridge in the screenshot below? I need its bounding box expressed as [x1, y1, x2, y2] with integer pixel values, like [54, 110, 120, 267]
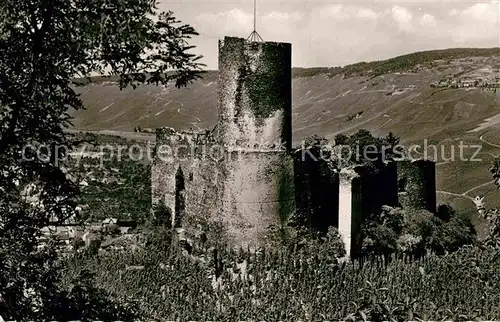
[73, 47, 500, 85]
[292, 47, 500, 79]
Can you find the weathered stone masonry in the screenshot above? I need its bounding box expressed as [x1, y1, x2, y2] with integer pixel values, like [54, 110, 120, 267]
[152, 37, 295, 247]
[397, 159, 436, 213]
[338, 167, 363, 258]
[335, 160, 436, 257]
[216, 37, 292, 150]
[152, 36, 437, 255]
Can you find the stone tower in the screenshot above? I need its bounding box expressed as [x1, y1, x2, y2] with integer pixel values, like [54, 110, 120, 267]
[216, 37, 292, 151]
[151, 36, 295, 248]
[215, 37, 295, 246]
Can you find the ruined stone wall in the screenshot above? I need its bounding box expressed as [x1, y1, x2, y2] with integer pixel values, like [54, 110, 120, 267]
[152, 37, 295, 248]
[355, 166, 383, 218]
[293, 150, 339, 231]
[336, 162, 400, 258]
[151, 36, 439, 253]
[338, 167, 363, 258]
[151, 127, 221, 228]
[396, 159, 437, 213]
[217, 37, 292, 151]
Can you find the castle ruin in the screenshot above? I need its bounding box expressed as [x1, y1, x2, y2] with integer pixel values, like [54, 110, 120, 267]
[152, 37, 295, 247]
[151, 36, 437, 256]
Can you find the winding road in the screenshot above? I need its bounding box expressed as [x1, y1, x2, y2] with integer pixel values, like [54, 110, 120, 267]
[408, 131, 500, 205]
[436, 129, 500, 205]
[480, 132, 500, 149]
[437, 190, 473, 201]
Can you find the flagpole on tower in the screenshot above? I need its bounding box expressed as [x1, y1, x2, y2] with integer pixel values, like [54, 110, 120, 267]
[247, 0, 263, 41]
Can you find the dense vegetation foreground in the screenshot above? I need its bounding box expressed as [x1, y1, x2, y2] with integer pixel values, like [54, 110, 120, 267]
[58, 233, 500, 321]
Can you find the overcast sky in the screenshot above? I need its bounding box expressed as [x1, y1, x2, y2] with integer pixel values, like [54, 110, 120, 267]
[161, 0, 500, 69]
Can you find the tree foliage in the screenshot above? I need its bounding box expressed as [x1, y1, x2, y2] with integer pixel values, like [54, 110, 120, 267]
[75, 155, 151, 223]
[0, 0, 202, 318]
[490, 158, 500, 189]
[361, 205, 476, 258]
[334, 130, 404, 170]
[483, 158, 500, 246]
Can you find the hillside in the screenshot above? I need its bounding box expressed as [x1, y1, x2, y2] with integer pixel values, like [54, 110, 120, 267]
[71, 48, 500, 228]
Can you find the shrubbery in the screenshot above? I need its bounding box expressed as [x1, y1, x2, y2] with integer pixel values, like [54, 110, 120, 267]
[362, 205, 476, 259]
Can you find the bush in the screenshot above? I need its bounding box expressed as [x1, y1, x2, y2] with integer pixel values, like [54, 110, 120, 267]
[362, 206, 476, 258]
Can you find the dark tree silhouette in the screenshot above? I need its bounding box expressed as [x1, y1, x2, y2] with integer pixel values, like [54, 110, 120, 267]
[0, 0, 203, 318]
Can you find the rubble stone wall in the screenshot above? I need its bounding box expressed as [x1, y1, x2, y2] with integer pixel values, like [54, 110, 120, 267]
[152, 37, 294, 248]
[379, 161, 399, 207]
[293, 151, 339, 231]
[151, 127, 221, 228]
[396, 159, 437, 213]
